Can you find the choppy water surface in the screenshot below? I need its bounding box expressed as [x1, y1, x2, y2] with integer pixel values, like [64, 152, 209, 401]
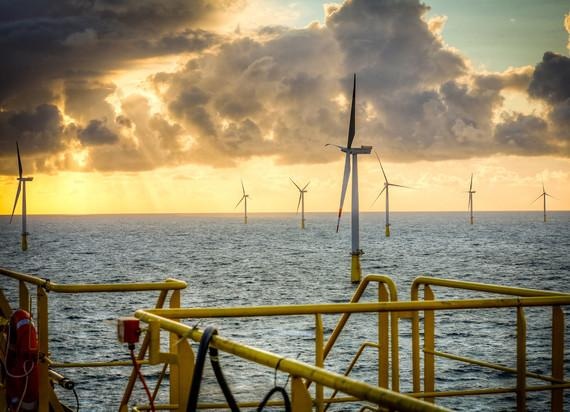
[1, 212, 569, 411]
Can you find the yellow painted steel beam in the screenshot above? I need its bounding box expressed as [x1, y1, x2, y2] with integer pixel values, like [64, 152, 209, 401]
[147, 295, 570, 319]
[135, 310, 451, 412]
[37, 285, 49, 412]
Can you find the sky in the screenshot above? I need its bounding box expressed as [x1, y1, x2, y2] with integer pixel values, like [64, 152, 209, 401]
[0, 0, 569, 215]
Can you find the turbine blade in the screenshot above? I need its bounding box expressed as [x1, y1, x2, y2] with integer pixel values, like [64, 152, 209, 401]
[235, 196, 245, 209]
[371, 185, 386, 206]
[290, 177, 302, 191]
[16, 142, 23, 178]
[296, 193, 302, 213]
[469, 173, 473, 192]
[302, 181, 310, 191]
[241, 179, 246, 196]
[346, 74, 356, 149]
[530, 193, 543, 204]
[374, 150, 388, 183]
[325, 143, 343, 149]
[389, 183, 411, 189]
[10, 182, 22, 224]
[336, 153, 351, 232]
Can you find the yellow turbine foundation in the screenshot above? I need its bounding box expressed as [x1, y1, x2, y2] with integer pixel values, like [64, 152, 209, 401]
[351, 252, 362, 284]
[21, 233, 28, 251]
[385, 224, 390, 237]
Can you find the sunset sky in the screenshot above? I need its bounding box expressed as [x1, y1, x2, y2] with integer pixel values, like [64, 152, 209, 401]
[0, 0, 569, 215]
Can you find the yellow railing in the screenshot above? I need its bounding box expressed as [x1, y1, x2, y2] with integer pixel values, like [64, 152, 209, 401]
[0, 267, 187, 412]
[135, 308, 450, 412]
[411, 276, 570, 410]
[3, 267, 569, 412]
[141, 283, 570, 411]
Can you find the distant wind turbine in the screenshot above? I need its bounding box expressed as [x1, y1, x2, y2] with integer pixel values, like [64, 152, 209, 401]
[467, 174, 476, 225]
[10, 142, 33, 251]
[326, 74, 372, 283]
[372, 150, 410, 237]
[532, 182, 553, 222]
[235, 180, 250, 224]
[290, 178, 309, 229]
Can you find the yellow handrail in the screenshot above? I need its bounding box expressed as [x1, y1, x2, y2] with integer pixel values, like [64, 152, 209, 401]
[0, 267, 187, 412]
[135, 309, 451, 412]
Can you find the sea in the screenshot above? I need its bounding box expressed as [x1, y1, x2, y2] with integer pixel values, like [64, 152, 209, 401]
[1, 211, 569, 411]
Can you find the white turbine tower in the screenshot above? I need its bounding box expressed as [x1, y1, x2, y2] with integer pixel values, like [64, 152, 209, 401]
[326, 74, 372, 283]
[467, 174, 476, 225]
[290, 178, 309, 229]
[532, 182, 553, 222]
[235, 180, 250, 224]
[10, 142, 33, 251]
[372, 150, 410, 237]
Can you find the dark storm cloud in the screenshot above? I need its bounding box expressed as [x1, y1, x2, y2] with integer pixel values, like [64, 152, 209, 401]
[0, 0, 233, 107]
[528, 52, 570, 104]
[0, 104, 66, 155]
[78, 119, 119, 146]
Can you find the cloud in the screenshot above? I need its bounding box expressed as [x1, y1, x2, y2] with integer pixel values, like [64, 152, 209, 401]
[0, 0, 568, 174]
[78, 119, 119, 146]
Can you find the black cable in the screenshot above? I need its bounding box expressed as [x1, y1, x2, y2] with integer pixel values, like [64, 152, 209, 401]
[186, 326, 221, 412]
[209, 344, 240, 411]
[257, 386, 291, 412]
[72, 387, 80, 412]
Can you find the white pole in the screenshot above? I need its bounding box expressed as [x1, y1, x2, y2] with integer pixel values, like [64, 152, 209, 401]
[385, 185, 390, 227]
[22, 180, 27, 235]
[301, 192, 305, 229]
[351, 153, 359, 253]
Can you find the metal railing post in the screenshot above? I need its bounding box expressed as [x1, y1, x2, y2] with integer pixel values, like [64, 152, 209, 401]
[551, 306, 564, 411]
[424, 285, 435, 402]
[169, 289, 181, 409]
[37, 285, 49, 412]
[378, 284, 389, 389]
[291, 376, 313, 411]
[19, 280, 29, 312]
[316, 313, 324, 412]
[516, 307, 527, 411]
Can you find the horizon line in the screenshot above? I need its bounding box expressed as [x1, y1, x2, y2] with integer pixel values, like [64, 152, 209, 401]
[1, 210, 569, 217]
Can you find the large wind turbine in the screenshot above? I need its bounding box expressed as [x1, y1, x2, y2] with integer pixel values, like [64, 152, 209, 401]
[467, 174, 476, 225]
[372, 150, 409, 237]
[10, 142, 33, 251]
[532, 182, 553, 222]
[290, 178, 309, 229]
[326, 74, 372, 283]
[235, 180, 250, 224]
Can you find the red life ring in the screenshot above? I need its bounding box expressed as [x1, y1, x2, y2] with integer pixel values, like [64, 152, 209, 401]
[5, 309, 39, 411]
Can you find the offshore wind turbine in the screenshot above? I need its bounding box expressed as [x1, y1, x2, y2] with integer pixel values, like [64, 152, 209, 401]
[467, 174, 476, 225]
[326, 74, 372, 283]
[10, 142, 33, 251]
[532, 182, 553, 222]
[290, 178, 309, 229]
[235, 180, 250, 224]
[372, 150, 410, 237]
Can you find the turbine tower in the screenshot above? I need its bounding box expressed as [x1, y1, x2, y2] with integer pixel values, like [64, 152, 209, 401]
[372, 150, 410, 237]
[290, 178, 309, 229]
[235, 180, 250, 224]
[467, 174, 476, 225]
[326, 74, 372, 283]
[532, 182, 553, 222]
[10, 142, 33, 251]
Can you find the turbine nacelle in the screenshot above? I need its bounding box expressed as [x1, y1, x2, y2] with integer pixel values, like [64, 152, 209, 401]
[340, 145, 373, 155]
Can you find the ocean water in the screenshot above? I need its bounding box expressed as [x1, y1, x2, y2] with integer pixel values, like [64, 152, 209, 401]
[1, 211, 569, 411]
